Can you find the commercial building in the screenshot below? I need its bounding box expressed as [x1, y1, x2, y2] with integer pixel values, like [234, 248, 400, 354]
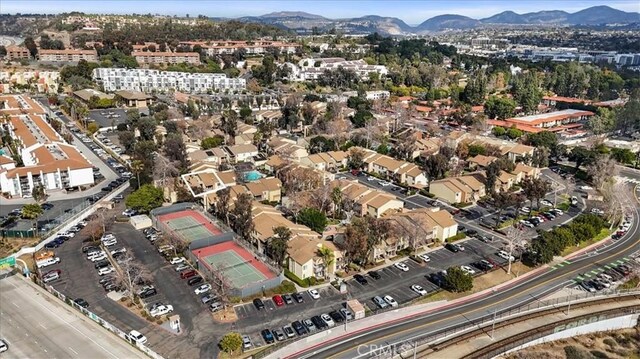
[92, 68, 246, 93]
[0, 95, 94, 197]
[38, 49, 98, 63]
[133, 51, 201, 65]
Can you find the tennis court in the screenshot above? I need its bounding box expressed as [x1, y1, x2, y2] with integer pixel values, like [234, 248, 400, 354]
[193, 241, 275, 289]
[157, 210, 223, 243]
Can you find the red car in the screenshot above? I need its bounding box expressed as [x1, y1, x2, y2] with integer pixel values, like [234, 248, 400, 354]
[272, 295, 285, 306]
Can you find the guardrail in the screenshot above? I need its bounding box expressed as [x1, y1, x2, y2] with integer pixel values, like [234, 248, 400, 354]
[389, 289, 640, 359]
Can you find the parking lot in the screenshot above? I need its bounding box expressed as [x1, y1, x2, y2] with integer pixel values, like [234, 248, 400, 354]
[89, 109, 127, 128]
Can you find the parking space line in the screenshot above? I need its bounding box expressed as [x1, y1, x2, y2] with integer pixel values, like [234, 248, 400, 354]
[563, 260, 571, 265]
[583, 273, 592, 278]
[575, 275, 584, 281]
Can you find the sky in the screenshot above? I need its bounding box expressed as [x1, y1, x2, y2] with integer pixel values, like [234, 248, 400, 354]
[2, 0, 639, 25]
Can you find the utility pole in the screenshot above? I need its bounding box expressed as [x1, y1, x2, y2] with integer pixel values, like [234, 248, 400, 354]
[413, 341, 417, 359]
[490, 308, 497, 340]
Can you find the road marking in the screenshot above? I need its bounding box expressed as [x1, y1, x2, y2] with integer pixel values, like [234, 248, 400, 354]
[39, 323, 46, 329]
[12, 302, 19, 308]
[563, 261, 571, 265]
[556, 263, 564, 267]
[584, 273, 592, 278]
[68, 347, 79, 355]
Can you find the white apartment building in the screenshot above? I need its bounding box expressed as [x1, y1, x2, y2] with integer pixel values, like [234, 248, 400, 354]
[0, 95, 94, 197]
[285, 57, 388, 82]
[92, 68, 246, 94]
[38, 49, 98, 63]
[133, 51, 201, 65]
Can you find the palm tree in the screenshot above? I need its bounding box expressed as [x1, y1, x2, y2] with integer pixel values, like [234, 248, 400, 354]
[131, 160, 144, 189]
[331, 187, 342, 220]
[316, 245, 335, 280]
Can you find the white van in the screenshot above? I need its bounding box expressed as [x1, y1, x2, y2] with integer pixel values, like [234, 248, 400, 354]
[36, 257, 61, 268]
[43, 271, 60, 283]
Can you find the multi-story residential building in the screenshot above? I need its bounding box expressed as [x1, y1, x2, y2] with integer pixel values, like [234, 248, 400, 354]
[38, 49, 98, 63]
[285, 57, 388, 82]
[354, 147, 428, 188]
[133, 51, 200, 65]
[0, 95, 94, 197]
[488, 109, 595, 134]
[92, 68, 246, 93]
[179, 40, 301, 56]
[332, 179, 404, 218]
[0, 71, 60, 93]
[429, 175, 486, 204]
[5, 46, 31, 60]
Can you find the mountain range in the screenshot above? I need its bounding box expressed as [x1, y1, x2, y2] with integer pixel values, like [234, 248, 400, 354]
[223, 6, 639, 34]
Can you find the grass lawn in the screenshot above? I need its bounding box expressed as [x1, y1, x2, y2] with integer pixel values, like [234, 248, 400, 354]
[561, 229, 611, 256]
[416, 262, 535, 304]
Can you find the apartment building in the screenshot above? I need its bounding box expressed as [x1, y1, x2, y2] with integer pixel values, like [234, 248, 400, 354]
[179, 40, 301, 56]
[93, 68, 245, 93]
[38, 49, 98, 63]
[429, 175, 486, 204]
[0, 71, 60, 93]
[285, 57, 388, 81]
[0, 95, 94, 197]
[133, 51, 200, 65]
[332, 179, 404, 218]
[5, 46, 31, 60]
[356, 148, 428, 188]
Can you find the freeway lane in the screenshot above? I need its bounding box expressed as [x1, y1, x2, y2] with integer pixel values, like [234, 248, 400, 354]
[0, 272, 147, 359]
[295, 184, 640, 359]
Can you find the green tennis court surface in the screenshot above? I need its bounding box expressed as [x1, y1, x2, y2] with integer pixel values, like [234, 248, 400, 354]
[166, 216, 214, 242]
[203, 250, 267, 288]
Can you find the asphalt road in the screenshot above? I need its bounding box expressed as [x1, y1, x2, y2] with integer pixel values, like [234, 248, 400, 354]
[288, 182, 640, 359]
[0, 272, 146, 359]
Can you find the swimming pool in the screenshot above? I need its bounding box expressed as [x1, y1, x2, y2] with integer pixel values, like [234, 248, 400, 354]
[244, 170, 264, 182]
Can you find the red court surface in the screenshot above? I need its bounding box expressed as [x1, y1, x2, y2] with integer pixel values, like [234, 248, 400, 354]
[157, 209, 223, 236]
[193, 241, 276, 280]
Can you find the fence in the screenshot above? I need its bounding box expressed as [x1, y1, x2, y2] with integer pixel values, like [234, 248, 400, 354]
[390, 289, 640, 358]
[31, 274, 164, 359]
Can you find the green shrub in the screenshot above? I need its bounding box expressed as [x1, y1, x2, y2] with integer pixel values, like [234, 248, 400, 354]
[446, 232, 467, 243]
[603, 338, 616, 347]
[590, 350, 610, 359]
[284, 269, 309, 288]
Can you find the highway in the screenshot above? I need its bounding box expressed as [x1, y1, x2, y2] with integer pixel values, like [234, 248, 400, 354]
[290, 179, 640, 359]
[0, 272, 147, 359]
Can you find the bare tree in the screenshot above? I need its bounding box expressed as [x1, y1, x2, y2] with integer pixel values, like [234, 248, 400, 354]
[503, 226, 527, 276]
[153, 153, 179, 188]
[586, 155, 618, 190]
[207, 262, 233, 306]
[117, 255, 153, 303]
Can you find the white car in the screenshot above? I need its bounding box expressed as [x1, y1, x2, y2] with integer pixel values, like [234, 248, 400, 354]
[340, 308, 354, 320]
[552, 208, 564, 216]
[242, 335, 252, 350]
[520, 207, 531, 213]
[98, 266, 114, 276]
[380, 182, 392, 187]
[497, 250, 515, 262]
[580, 185, 593, 191]
[170, 257, 186, 265]
[194, 284, 211, 295]
[150, 304, 174, 317]
[411, 284, 428, 296]
[321, 313, 336, 327]
[418, 254, 431, 262]
[383, 295, 398, 307]
[110, 248, 126, 255]
[540, 199, 553, 207]
[519, 220, 535, 228]
[367, 176, 376, 181]
[460, 265, 476, 275]
[175, 263, 190, 272]
[101, 233, 115, 241]
[591, 208, 604, 215]
[58, 231, 75, 238]
[308, 289, 320, 299]
[89, 253, 107, 262]
[394, 262, 409, 272]
[128, 330, 147, 345]
[103, 238, 117, 247]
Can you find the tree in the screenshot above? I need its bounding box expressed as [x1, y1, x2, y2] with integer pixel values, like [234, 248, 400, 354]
[297, 208, 328, 233]
[21, 204, 43, 220]
[32, 184, 47, 203]
[268, 226, 291, 267]
[461, 71, 487, 105]
[331, 187, 343, 219]
[485, 161, 501, 194]
[511, 71, 542, 115]
[342, 218, 369, 265]
[125, 184, 164, 213]
[348, 147, 365, 170]
[568, 146, 595, 170]
[615, 94, 640, 135]
[231, 193, 253, 242]
[119, 255, 153, 303]
[316, 245, 335, 279]
[219, 332, 242, 355]
[521, 177, 552, 210]
[220, 110, 238, 139]
[444, 267, 473, 292]
[301, 102, 318, 126]
[309, 136, 336, 154]
[424, 154, 448, 181]
[239, 106, 252, 122]
[491, 191, 518, 227]
[525, 131, 557, 150]
[131, 160, 144, 190]
[586, 155, 617, 190]
[611, 148, 636, 164]
[137, 117, 157, 141]
[201, 136, 224, 150]
[586, 107, 616, 135]
[126, 109, 140, 128]
[214, 188, 231, 225]
[484, 96, 516, 120]
[164, 133, 189, 172]
[24, 37, 38, 58]
[118, 131, 136, 154]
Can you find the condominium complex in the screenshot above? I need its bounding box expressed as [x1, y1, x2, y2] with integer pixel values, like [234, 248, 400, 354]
[0, 95, 94, 197]
[38, 49, 98, 63]
[133, 51, 201, 65]
[285, 57, 388, 81]
[5, 46, 31, 60]
[92, 68, 246, 93]
[179, 40, 301, 56]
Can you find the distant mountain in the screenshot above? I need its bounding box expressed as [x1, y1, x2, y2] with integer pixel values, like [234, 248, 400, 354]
[567, 5, 640, 24]
[227, 5, 639, 35]
[416, 15, 481, 32]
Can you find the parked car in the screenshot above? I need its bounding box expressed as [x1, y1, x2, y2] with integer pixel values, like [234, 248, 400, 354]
[460, 265, 476, 275]
[261, 329, 275, 344]
[194, 284, 211, 295]
[373, 296, 389, 309]
[272, 295, 285, 306]
[74, 298, 89, 308]
[302, 319, 316, 332]
[187, 276, 203, 286]
[308, 289, 320, 299]
[311, 315, 328, 329]
[497, 250, 515, 262]
[292, 292, 304, 303]
[321, 313, 336, 328]
[272, 328, 285, 341]
[282, 294, 294, 304]
[170, 257, 186, 265]
[418, 254, 431, 262]
[292, 320, 308, 335]
[394, 262, 410, 272]
[138, 286, 157, 299]
[242, 335, 252, 350]
[329, 310, 345, 323]
[368, 271, 381, 280]
[253, 298, 265, 310]
[354, 274, 368, 285]
[201, 294, 217, 305]
[128, 330, 147, 345]
[150, 304, 173, 317]
[383, 295, 398, 307]
[411, 284, 428, 296]
[340, 308, 354, 321]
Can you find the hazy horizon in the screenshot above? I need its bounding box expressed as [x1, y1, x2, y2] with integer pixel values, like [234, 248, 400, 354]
[2, 0, 639, 25]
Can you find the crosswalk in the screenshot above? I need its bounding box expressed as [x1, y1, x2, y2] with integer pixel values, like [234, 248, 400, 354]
[618, 176, 640, 185]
